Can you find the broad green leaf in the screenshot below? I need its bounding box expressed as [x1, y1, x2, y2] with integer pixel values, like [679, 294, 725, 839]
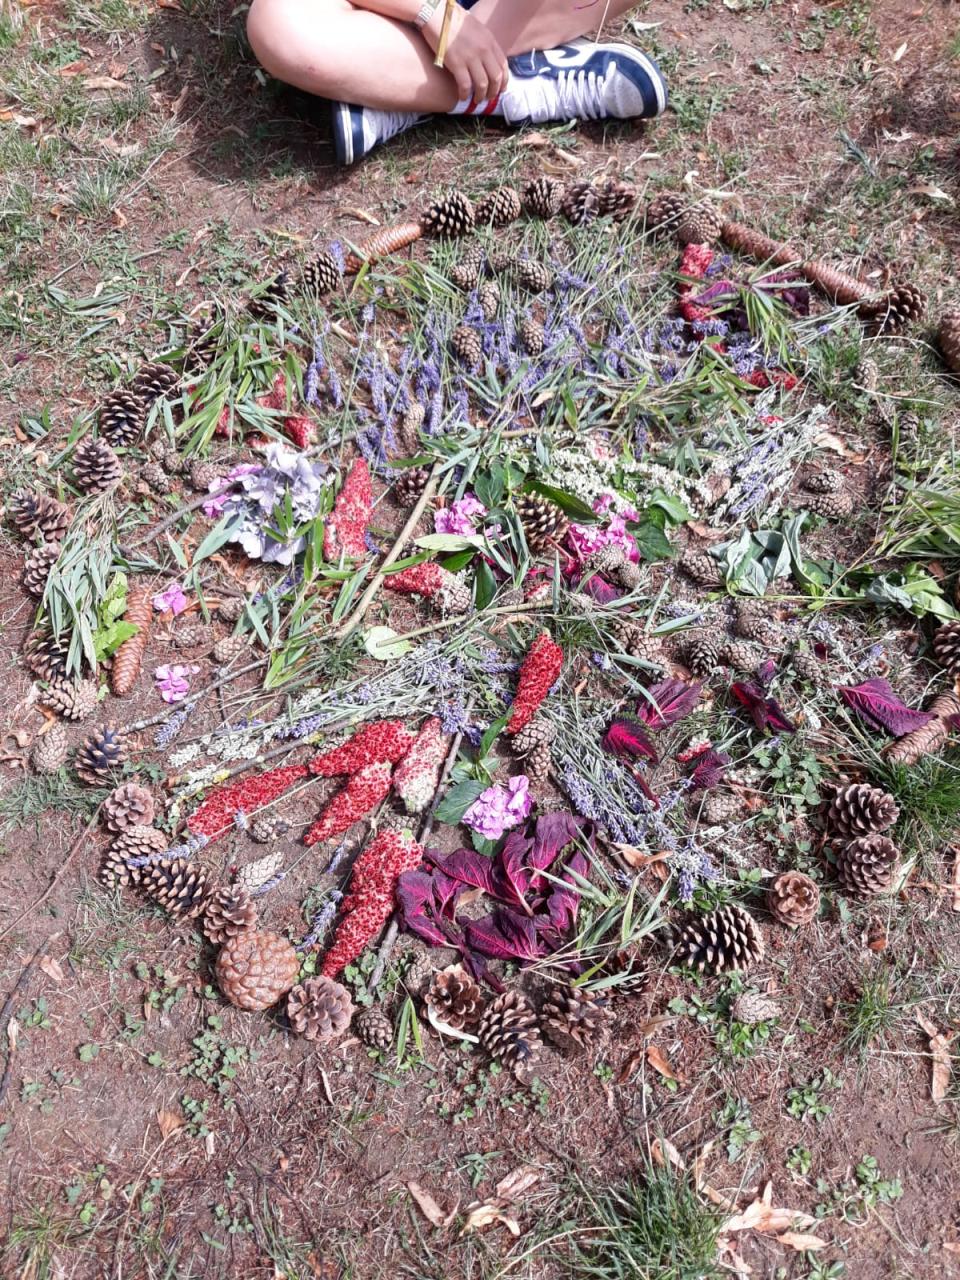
[432, 779, 485, 826]
[363, 626, 413, 661]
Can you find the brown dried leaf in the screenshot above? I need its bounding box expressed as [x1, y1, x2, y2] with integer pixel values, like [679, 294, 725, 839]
[494, 1165, 540, 1203]
[951, 847, 960, 913]
[916, 1009, 953, 1103]
[56, 59, 89, 76]
[406, 1182, 457, 1228]
[811, 428, 866, 462]
[461, 1203, 520, 1236]
[39, 954, 64, 983]
[776, 1231, 828, 1251]
[84, 75, 128, 91]
[651, 1136, 684, 1171]
[156, 1107, 184, 1139]
[723, 1183, 817, 1235]
[646, 1044, 687, 1084]
[7, 1018, 19, 1053]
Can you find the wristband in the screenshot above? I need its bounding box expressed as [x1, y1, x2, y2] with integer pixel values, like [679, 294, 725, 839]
[413, 0, 442, 29]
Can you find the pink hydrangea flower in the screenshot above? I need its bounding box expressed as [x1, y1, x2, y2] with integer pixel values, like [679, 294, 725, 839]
[155, 663, 198, 703]
[463, 775, 533, 840]
[202, 464, 259, 518]
[152, 582, 188, 615]
[568, 495, 640, 563]
[434, 493, 487, 537]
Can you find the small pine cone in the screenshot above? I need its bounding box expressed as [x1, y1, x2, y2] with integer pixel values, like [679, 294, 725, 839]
[522, 176, 562, 219]
[938, 310, 960, 376]
[676, 202, 723, 246]
[398, 401, 426, 453]
[403, 946, 433, 995]
[475, 186, 522, 227]
[301, 250, 342, 296]
[188, 460, 220, 493]
[516, 493, 569, 552]
[802, 467, 844, 495]
[587, 544, 641, 591]
[23, 629, 72, 682]
[173, 622, 212, 650]
[517, 316, 545, 357]
[99, 848, 143, 891]
[141, 460, 171, 494]
[217, 930, 300, 1011]
[287, 976, 353, 1040]
[596, 177, 637, 220]
[420, 191, 475, 238]
[525, 742, 553, 789]
[99, 388, 146, 447]
[130, 360, 178, 405]
[478, 280, 501, 322]
[7, 491, 70, 544]
[217, 596, 245, 624]
[439, 571, 472, 615]
[826, 783, 899, 839]
[560, 180, 600, 226]
[701, 791, 742, 825]
[248, 269, 291, 317]
[451, 324, 483, 368]
[183, 307, 222, 371]
[203, 884, 257, 944]
[767, 871, 820, 927]
[791, 649, 824, 685]
[249, 813, 290, 843]
[675, 903, 765, 975]
[450, 243, 486, 290]
[393, 467, 430, 507]
[102, 782, 156, 832]
[723, 640, 761, 673]
[933, 621, 960, 678]
[541, 986, 612, 1053]
[39, 677, 99, 722]
[157, 445, 186, 475]
[486, 249, 513, 274]
[897, 412, 920, 448]
[515, 260, 554, 294]
[22, 542, 60, 597]
[683, 629, 726, 676]
[31, 725, 68, 774]
[110, 824, 168, 865]
[733, 601, 778, 645]
[75, 722, 127, 784]
[731, 992, 781, 1025]
[424, 964, 485, 1030]
[807, 488, 853, 519]
[678, 548, 722, 588]
[511, 718, 557, 755]
[72, 439, 121, 494]
[141, 856, 210, 920]
[355, 1005, 394, 1050]
[213, 635, 248, 665]
[478, 990, 542, 1079]
[645, 192, 687, 233]
[858, 282, 926, 336]
[836, 835, 900, 897]
[235, 849, 285, 894]
[615, 625, 667, 676]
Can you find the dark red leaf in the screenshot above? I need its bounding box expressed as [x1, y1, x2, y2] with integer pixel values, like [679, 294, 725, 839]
[544, 849, 589, 935]
[731, 680, 796, 734]
[813, 641, 828, 660]
[499, 831, 535, 908]
[396, 871, 451, 947]
[463, 910, 544, 964]
[636, 679, 703, 730]
[758, 659, 777, 686]
[688, 747, 730, 791]
[426, 847, 501, 899]
[602, 717, 658, 763]
[579, 573, 622, 604]
[838, 678, 935, 738]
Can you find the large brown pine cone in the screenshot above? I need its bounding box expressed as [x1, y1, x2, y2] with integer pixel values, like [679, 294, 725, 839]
[586, 543, 641, 591]
[676, 202, 723, 246]
[675, 904, 765, 975]
[683, 628, 727, 676]
[424, 964, 485, 1030]
[31, 725, 68, 774]
[938, 310, 960, 375]
[522, 176, 562, 219]
[75, 722, 127, 784]
[720, 220, 796, 266]
[825, 783, 898, 839]
[420, 191, 475, 237]
[7, 490, 70, 543]
[301, 250, 342, 296]
[102, 825, 168, 888]
[835, 835, 900, 897]
[72, 439, 122, 494]
[130, 360, 178, 405]
[516, 493, 569, 552]
[141, 856, 210, 920]
[102, 782, 156, 832]
[23, 629, 72, 682]
[733, 600, 779, 644]
[451, 324, 483, 368]
[932, 621, 960, 678]
[22, 542, 60, 597]
[517, 316, 545, 357]
[475, 187, 522, 227]
[678, 548, 722, 588]
[858, 282, 926, 335]
[524, 742, 553, 789]
[450, 243, 486, 290]
[515, 259, 554, 294]
[645, 192, 687, 233]
[39, 677, 99, 722]
[213, 635, 248, 666]
[597, 177, 637, 220]
[110, 589, 153, 697]
[885, 692, 960, 765]
[393, 467, 431, 507]
[99, 387, 146, 447]
[511, 718, 557, 755]
[216, 930, 300, 1010]
[560, 180, 600, 226]
[540, 986, 612, 1053]
[287, 975, 353, 1040]
[478, 990, 542, 1079]
[614, 625, 667, 677]
[767, 871, 820, 927]
[203, 884, 257, 944]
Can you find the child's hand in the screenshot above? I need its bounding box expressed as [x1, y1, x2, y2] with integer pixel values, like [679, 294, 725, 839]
[422, 6, 508, 105]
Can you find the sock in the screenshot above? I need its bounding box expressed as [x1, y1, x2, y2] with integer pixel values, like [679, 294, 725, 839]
[448, 91, 505, 117]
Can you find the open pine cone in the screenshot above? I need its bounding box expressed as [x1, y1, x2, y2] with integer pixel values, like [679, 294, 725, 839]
[478, 990, 542, 1079]
[731, 991, 781, 1025]
[767, 871, 820, 927]
[932, 621, 960, 678]
[216, 930, 300, 1011]
[141, 857, 210, 920]
[675, 904, 765, 975]
[203, 884, 257, 944]
[102, 782, 156, 833]
[835, 835, 900, 897]
[287, 976, 353, 1040]
[75, 723, 127, 784]
[825, 783, 898, 839]
[355, 1005, 393, 1050]
[540, 986, 612, 1053]
[39, 677, 98, 722]
[424, 964, 484, 1030]
[938, 310, 960, 375]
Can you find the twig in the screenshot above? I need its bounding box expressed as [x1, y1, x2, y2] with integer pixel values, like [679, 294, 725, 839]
[119, 481, 241, 556]
[0, 932, 61, 1110]
[0, 809, 102, 946]
[434, 0, 456, 68]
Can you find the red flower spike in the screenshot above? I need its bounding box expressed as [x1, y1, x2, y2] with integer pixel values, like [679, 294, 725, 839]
[324, 458, 372, 561]
[506, 631, 563, 736]
[188, 762, 310, 839]
[303, 760, 393, 847]
[320, 829, 423, 976]
[283, 415, 316, 450]
[308, 720, 416, 778]
[385, 562, 446, 598]
[256, 371, 287, 412]
[392, 717, 448, 815]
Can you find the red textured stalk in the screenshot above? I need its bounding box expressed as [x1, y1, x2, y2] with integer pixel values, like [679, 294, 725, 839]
[303, 760, 393, 847]
[324, 458, 372, 561]
[391, 716, 447, 814]
[384, 561, 446, 598]
[506, 631, 563, 736]
[308, 720, 415, 778]
[188, 762, 310, 838]
[678, 243, 716, 325]
[320, 829, 423, 975]
[283, 416, 316, 449]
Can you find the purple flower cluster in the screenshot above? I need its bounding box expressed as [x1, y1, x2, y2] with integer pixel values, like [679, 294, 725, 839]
[297, 890, 343, 951]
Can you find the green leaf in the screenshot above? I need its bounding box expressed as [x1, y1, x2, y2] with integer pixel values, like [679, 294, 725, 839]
[77, 1043, 100, 1063]
[94, 620, 138, 662]
[192, 514, 240, 565]
[524, 481, 597, 523]
[648, 489, 693, 524]
[474, 465, 505, 510]
[415, 533, 486, 552]
[363, 626, 413, 661]
[439, 549, 475, 573]
[633, 519, 673, 563]
[479, 712, 508, 757]
[165, 534, 189, 569]
[433, 779, 485, 826]
[474, 559, 497, 611]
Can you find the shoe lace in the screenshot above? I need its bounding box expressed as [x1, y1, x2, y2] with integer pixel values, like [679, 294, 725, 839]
[554, 68, 606, 120]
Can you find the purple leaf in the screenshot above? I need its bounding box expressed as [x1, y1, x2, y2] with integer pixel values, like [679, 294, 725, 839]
[757, 659, 777, 687]
[837, 678, 934, 738]
[544, 849, 589, 935]
[460, 947, 503, 992]
[426, 847, 500, 898]
[395, 871, 450, 948]
[636, 679, 703, 730]
[463, 909, 544, 964]
[602, 716, 658, 763]
[432, 869, 467, 919]
[579, 574, 622, 604]
[731, 680, 796, 734]
[813, 641, 829, 661]
[688, 747, 730, 791]
[499, 831, 535, 910]
[531, 812, 585, 873]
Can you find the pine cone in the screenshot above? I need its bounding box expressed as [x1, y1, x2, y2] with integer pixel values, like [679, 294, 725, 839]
[790, 649, 823, 685]
[800, 259, 867, 307]
[111, 588, 152, 697]
[213, 635, 248, 665]
[645, 192, 688, 233]
[217, 596, 245, 624]
[451, 324, 483, 368]
[355, 1005, 393, 1050]
[602, 944, 648, 992]
[393, 467, 430, 507]
[826, 783, 899, 839]
[141, 460, 171, 494]
[39, 677, 99, 722]
[110, 823, 168, 865]
[301, 250, 342, 295]
[701, 792, 742, 825]
[403, 946, 433, 995]
[217, 931, 299, 1010]
[731, 991, 780, 1025]
[802, 468, 844, 494]
[858, 282, 926, 335]
[683, 629, 726, 676]
[141, 856, 211, 920]
[102, 782, 156, 832]
[522, 176, 562, 219]
[173, 622, 212, 650]
[22, 542, 60, 597]
[420, 191, 475, 237]
[99, 847, 144, 890]
[203, 884, 257, 944]
[885, 691, 960, 765]
[525, 742, 553, 789]
[720, 220, 795, 265]
[587, 544, 641, 591]
[130, 360, 178, 405]
[836, 835, 900, 897]
[450, 243, 486, 290]
[478, 990, 542, 1078]
[597, 177, 637, 220]
[397, 401, 426, 453]
[938, 310, 960, 375]
[678, 548, 722, 588]
[676, 202, 723, 246]
[248, 269, 291, 318]
[235, 849, 285, 894]
[897, 412, 920, 449]
[723, 640, 762, 673]
[154, 442, 186, 474]
[249, 813, 290, 843]
[560, 181, 600, 226]
[7, 490, 70, 543]
[515, 260, 554, 294]
[287, 975, 353, 1040]
[73, 439, 121, 494]
[31, 725, 68, 774]
[517, 316, 545, 357]
[675, 904, 765, 974]
[424, 964, 484, 1030]
[75, 722, 127, 784]
[614, 625, 667, 676]
[516, 493, 569, 552]
[540, 986, 612, 1053]
[808, 484, 855, 516]
[188, 459, 220, 493]
[475, 187, 522, 227]
[23, 629, 72, 682]
[733, 601, 779, 645]
[933, 621, 960, 678]
[478, 280, 500, 322]
[511, 718, 557, 755]
[99, 388, 146, 447]
[767, 871, 820, 927]
[183, 306, 223, 370]
[855, 357, 880, 392]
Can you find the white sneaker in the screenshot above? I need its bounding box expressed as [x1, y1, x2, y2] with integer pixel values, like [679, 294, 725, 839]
[502, 39, 668, 124]
[332, 102, 431, 165]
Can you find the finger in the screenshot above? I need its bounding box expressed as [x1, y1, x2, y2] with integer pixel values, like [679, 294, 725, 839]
[481, 52, 503, 100]
[472, 72, 491, 104]
[450, 61, 473, 104]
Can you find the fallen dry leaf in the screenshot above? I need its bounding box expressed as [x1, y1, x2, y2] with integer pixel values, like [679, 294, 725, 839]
[891, 41, 908, 62]
[39, 954, 64, 983]
[646, 1043, 687, 1084]
[812, 428, 865, 461]
[7, 1017, 19, 1053]
[461, 1203, 520, 1236]
[84, 75, 127, 91]
[651, 1135, 684, 1171]
[916, 1009, 953, 1103]
[777, 1231, 828, 1251]
[56, 59, 89, 76]
[723, 1182, 817, 1235]
[951, 847, 960, 912]
[494, 1165, 540, 1202]
[156, 1108, 184, 1139]
[406, 1182, 457, 1228]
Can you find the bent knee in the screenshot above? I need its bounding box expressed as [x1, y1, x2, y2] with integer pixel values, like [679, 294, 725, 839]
[246, 0, 346, 92]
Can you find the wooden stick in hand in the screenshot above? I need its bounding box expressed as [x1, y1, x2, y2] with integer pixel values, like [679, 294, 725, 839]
[433, 0, 455, 67]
